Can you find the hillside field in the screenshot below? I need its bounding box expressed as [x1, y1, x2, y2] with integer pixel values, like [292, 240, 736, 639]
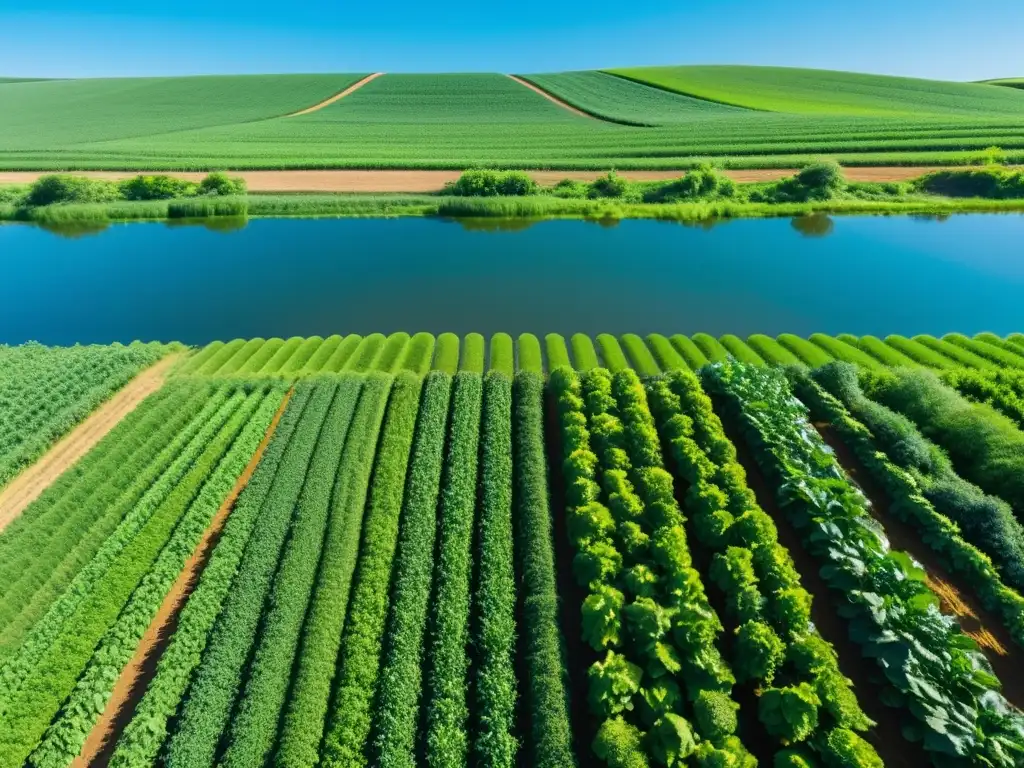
[2, 67, 1024, 169]
[2, 331, 1024, 767]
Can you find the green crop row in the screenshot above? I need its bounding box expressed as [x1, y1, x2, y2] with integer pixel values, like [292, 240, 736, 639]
[30, 386, 282, 768]
[423, 372, 483, 767]
[164, 384, 329, 768]
[941, 367, 1024, 429]
[471, 371, 519, 767]
[792, 367, 1024, 647]
[512, 371, 576, 767]
[274, 373, 394, 768]
[704, 361, 1024, 766]
[218, 379, 361, 768]
[646, 370, 878, 764]
[107, 384, 306, 768]
[323, 372, 424, 768]
[372, 372, 453, 768]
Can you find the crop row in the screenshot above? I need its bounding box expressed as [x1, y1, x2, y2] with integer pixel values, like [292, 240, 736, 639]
[645, 369, 879, 765]
[704, 361, 1024, 766]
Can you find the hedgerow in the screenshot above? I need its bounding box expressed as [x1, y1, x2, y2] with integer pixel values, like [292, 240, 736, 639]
[471, 371, 519, 767]
[401, 332, 436, 374]
[376, 333, 412, 373]
[914, 335, 994, 369]
[214, 338, 266, 375]
[164, 384, 332, 768]
[940, 367, 1024, 428]
[645, 334, 687, 371]
[620, 334, 660, 376]
[489, 334, 514, 376]
[746, 335, 801, 366]
[669, 335, 709, 369]
[545, 334, 571, 370]
[704, 361, 1024, 766]
[691, 333, 729, 364]
[300, 335, 343, 374]
[176, 342, 222, 374]
[944, 333, 1024, 369]
[461, 333, 485, 373]
[371, 372, 453, 768]
[324, 335, 363, 372]
[274, 373, 394, 768]
[345, 334, 387, 372]
[194, 339, 245, 375]
[322, 371, 424, 767]
[717, 335, 763, 365]
[808, 334, 884, 369]
[260, 336, 305, 374]
[596, 334, 629, 371]
[974, 332, 1024, 365]
[107, 383, 304, 768]
[237, 338, 283, 373]
[776, 334, 833, 367]
[30, 387, 281, 768]
[512, 372, 576, 767]
[846, 334, 919, 367]
[279, 336, 324, 375]
[883, 335, 956, 368]
[571, 334, 600, 370]
[518, 334, 543, 373]
[433, 333, 460, 373]
[218, 380, 362, 768]
[422, 372, 483, 768]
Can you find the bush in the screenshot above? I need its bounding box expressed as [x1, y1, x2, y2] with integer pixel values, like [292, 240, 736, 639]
[197, 171, 247, 197]
[588, 171, 630, 199]
[915, 167, 1024, 199]
[119, 175, 197, 201]
[550, 178, 589, 198]
[25, 175, 121, 206]
[445, 169, 538, 197]
[644, 165, 737, 203]
[753, 161, 847, 203]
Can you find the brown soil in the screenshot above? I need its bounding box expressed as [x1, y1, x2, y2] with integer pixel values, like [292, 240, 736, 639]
[73, 388, 293, 768]
[0, 166, 997, 194]
[0, 353, 182, 534]
[506, 75, 594, 119]
[815, 423, 1024, 709]
[284, 72, 384, 117]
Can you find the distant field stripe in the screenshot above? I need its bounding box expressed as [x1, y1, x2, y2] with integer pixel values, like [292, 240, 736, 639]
[177, 342, 223, 375]
[850, 334, 920, 366]
[423, 372, 483, 768]
[371, 372, 453, 768]
[433, 333, 460, 373]
[596, 334, 628, 371]
[489, 334, 514, 376]
[216, 338, 266, 375]
[259, 336, 305, 374]
[376, 332, 412, 373]
[518, 334, 543, 373]
[472, 371, 518, 768]
[345, 334, 387, 372]
[220, 380, 360, 768]
[646, 333, 688, 370]
[883, 334, 956, 368]
[1009, 334, 1024, 352]
[620, 333, 660, 375]
[545, 334, 571, 370]
[946, 333, 1024, 367]
[808, 333, 884, 369]
[325, 334, 363, 372]
[570, 334, 599, 371]
[972, 333, 1024, 366]
[164, 385, 329, 768]
[401, 332, 436, 374]
[719, 333, 765, 364]
[284, 73, 383, 117]
[777, 333, 834, 366]
[302, 334, 344, 373]
[601, 69, 761, 110]
[279, 336, 324, 375]
[746, 334, 802, 365]
[914, 334, 995, 368]
[195, 339, 246, 375]
[238, 339, 283, 374]
[670, 334, 709, 369]
[323, 372, 423, 767]
[274, 373, 393, 768]
[505, 75, 594, 120]
[691, 332, 730, 363]
[461, 334, 485, 373]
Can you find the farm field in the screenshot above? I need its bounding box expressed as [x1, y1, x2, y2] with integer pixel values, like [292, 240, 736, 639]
[2, 67, 1024, 169]
[3, 332, 1024, 766]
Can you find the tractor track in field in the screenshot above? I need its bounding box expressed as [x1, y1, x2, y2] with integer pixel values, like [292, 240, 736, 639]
[0, 353, 183, 534]
[73, 388, 293, 768]
[506, 75, 596, 119]
[283, 72, 384, 117]
[0, 166, 987, 193]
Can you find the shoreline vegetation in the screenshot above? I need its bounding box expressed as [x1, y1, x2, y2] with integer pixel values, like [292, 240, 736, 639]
[2, 164, 1024, 229]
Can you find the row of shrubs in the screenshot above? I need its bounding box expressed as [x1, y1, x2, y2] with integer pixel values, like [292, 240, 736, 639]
[445, 162, 1024, 204]
[21, 172, 247, 207]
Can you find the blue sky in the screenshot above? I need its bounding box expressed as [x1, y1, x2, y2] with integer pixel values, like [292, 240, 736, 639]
[2, 1, 1022, 80]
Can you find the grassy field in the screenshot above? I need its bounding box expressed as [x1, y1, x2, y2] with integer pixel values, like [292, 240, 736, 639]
[988, 78, 1024, 89]
[608, 65, 1024, 116]
[2, 335, 1024, 767]
[2, 68, 1024, 169]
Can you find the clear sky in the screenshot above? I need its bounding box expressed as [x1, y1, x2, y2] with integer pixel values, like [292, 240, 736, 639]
[2, 1, 1022, 81]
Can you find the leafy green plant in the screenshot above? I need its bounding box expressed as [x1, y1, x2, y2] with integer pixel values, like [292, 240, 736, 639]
[119, 174, 197, 200]
[588, 171, 631, 199]
[197, 171, 247, 196]
[445, 168, 538, 197]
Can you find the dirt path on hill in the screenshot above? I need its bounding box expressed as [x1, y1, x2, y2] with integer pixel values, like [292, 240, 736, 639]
[815, 423, 1024, 708]
[0, 353, 183, 534]
[0, 166, 983, 194]
[506, 75, 595, 119]
[284, 72, 384, 117]
[73, 388, 293, 768]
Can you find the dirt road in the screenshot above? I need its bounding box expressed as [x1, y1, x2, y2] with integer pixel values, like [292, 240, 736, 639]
[0, 353, 182, 533]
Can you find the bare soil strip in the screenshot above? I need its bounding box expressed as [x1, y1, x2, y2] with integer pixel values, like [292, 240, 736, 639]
[815, 423, 1024, 708]
[506, 75, 595, 119]
[73, 388, 293, 768]
[284, 72, 384, 117]
[0, 167, 983, 194]
[0, 353, 183, 534]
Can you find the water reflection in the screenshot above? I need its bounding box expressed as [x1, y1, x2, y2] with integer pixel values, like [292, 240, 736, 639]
[164, 217, 249, 234]
[447, 217, 542, 233]
[36, 220, 112, 239]
[791, 213, 835, 238]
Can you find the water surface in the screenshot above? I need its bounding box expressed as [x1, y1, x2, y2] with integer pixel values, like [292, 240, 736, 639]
[1, 214, 1021, 345]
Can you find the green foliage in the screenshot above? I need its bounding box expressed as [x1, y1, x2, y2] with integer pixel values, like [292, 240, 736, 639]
[646, 335, 689, 371]
[461, 332, 485, 373]
[598, 334, 631, 372]
[733, 620, 786, 684]
[648, 713, 698, 766]
[759, 684, 821, 744]
[433, 332, 460, 373]
[446, 168, 539, 197]
[622, 334, 661, 376]
[692, 333, 730, 363]
[589, 171, 631, 199]
[572, 334, 601, 370]
[545, 334, 572, 369]
[589, 651, 643, 717]
[25, 174, 120, 206]
[916, 166, 1024, 198]
[167, 196, 247, 218]
[746, 335, 802, 366]
[550, 178, 589, 198]
[593, 717, 649, 768]
[517, 334, 543, 373]
[693, 690, 739, 742]
[752, 163, 847, 203]
[718, 335, 764, 365]
[197, 171, 247, 196]
[489, 333, 514, 375]
[644, 165, 737, 203]
[818, 728, 883, 768]
[119, 174, 197, 200]
[423, 372, 482, 767]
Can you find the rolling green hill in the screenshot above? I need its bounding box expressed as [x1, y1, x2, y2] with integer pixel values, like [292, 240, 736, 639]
[988, 78, 1024, 90]
[608, 65, 1024, 117]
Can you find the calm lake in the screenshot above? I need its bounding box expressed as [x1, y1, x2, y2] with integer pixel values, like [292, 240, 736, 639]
[1, 213, 1022, 345]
